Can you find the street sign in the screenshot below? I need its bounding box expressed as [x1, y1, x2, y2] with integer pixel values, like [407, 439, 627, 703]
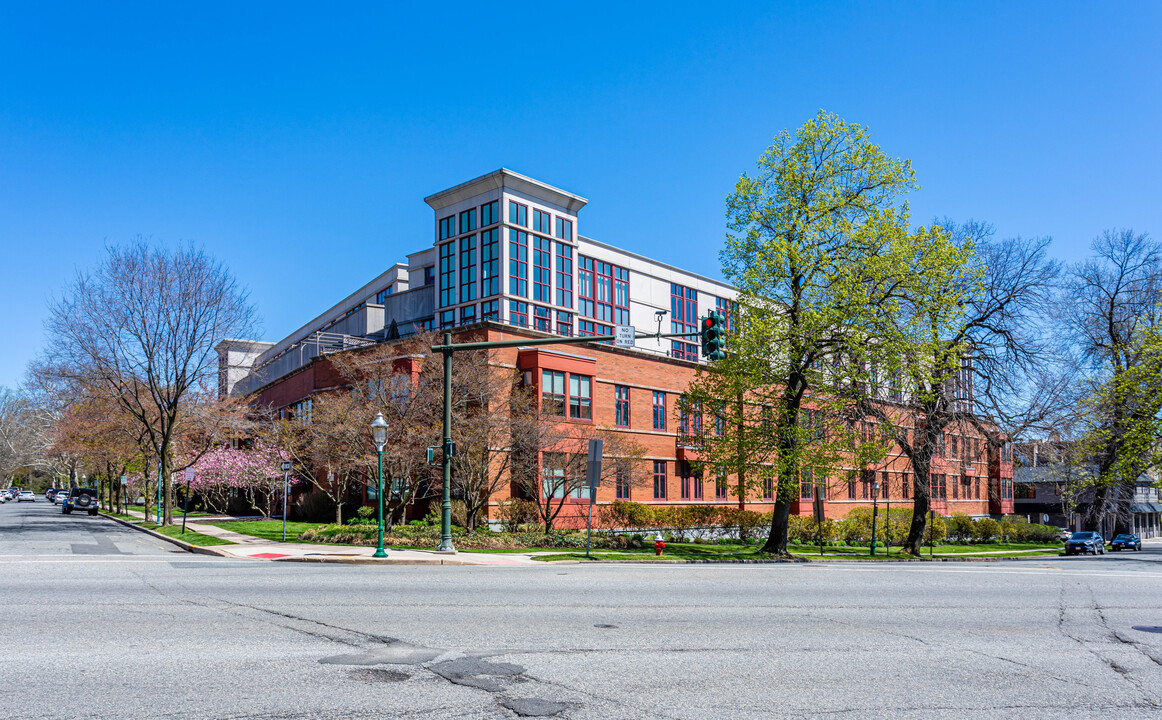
[586, 439, 604, 489]
[184, 468, 194, 483]
[613, 325, 635, 348]
[120, 475, 127, 485]
[812, 494, 825, 523]
[281, 461, 293, 472]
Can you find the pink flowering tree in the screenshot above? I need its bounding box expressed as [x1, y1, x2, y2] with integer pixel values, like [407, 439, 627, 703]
[188, 442, 288, 518]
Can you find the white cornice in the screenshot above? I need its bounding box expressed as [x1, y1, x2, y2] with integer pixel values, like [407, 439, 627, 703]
[424, 168, 589, 214]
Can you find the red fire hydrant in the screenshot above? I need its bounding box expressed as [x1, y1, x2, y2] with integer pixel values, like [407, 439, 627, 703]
[654, 535, 665, 557]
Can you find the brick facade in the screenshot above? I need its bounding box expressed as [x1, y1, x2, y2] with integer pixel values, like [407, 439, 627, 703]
[254, 321, 1014, 527]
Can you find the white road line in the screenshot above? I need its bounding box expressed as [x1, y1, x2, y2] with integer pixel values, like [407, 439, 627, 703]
[596, 563, 1162, 580]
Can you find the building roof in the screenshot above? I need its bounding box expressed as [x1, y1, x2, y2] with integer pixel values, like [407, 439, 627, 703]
[423, 168, 588, 214]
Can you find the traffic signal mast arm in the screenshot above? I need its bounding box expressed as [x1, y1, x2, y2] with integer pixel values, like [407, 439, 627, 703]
[431, 329, 700, 353]
[429, 321, 720, 554]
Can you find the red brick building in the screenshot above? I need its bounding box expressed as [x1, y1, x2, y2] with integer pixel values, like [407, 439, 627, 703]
[220, 170, 1014, 525]
[244, 320, 1014, 526]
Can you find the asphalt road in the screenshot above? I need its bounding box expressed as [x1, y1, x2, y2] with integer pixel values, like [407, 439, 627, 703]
[2, 499, 1161, 719]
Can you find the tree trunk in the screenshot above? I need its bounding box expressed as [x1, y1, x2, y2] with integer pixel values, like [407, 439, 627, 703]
[161, 453, 173, 526]
[736, 392, 747, 511]
[903, 455, 932, 555]
[737, 465, 746, 511]
[761, 499, 792, 555]
[143, 465, 153, 523]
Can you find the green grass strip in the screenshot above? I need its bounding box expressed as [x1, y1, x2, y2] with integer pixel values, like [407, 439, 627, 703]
[137, 522, 235, 546]
[204, 520, 324, 542]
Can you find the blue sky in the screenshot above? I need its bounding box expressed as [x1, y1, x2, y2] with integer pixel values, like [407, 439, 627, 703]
[2, 1, 1159, 388]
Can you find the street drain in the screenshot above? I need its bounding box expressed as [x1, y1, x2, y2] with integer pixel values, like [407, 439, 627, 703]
[1131, 625, 1162, 633]
[594, 624, 618, 629]
[350, 668, 409, 683]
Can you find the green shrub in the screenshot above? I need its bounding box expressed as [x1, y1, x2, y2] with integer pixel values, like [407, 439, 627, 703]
[922, 515, 947, 544]
[1024, 523, 1060, 543]
[599, 501, 656, 532]
[947, 513, 974, 543]
[734, 510, 767, 541]
[973, 517, 1001, 543]
[840, 508, 873, 544]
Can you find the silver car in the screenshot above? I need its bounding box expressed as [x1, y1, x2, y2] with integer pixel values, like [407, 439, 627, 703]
[17, 490, 35, 502]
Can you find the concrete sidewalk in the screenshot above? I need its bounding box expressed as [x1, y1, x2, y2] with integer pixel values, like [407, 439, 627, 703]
[104, 508, 543, 565]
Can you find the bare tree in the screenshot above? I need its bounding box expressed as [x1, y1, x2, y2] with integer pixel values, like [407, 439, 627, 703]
[0, 387, 52, 487]
[328, 333, 442, 530]
[262, 390, 369, 525]
[509, 393, 649, 534]
[42, 238, 256, 524]
[859, 223, 1063, 555]
[1058, 229, 1162, 533]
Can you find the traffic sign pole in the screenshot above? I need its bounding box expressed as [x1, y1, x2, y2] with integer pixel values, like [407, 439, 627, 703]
[182, 468, 194, 534]
[585, 439, 604, 559]
[281, 461, 293, 542]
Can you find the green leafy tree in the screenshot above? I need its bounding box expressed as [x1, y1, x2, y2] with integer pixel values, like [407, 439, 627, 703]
[717, 111, 933, 556]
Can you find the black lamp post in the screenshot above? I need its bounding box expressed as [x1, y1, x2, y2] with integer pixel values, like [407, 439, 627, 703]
[371, 413, 389, 559]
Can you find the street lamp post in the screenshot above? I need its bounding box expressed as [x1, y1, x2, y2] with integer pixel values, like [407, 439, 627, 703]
[371, 413, 389, 559]
[870, 481, 880, 557]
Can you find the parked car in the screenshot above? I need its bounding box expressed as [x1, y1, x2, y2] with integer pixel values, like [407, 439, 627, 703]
[1058, 529, 1072, 542]
[18, 490, 35, 502]
[1109, 533, 1142, 551]
[62, 488, 98, 516]
[1064, 531, 1105, 555]
[45, 488, 59, 502]
[54, 492, 68, 505]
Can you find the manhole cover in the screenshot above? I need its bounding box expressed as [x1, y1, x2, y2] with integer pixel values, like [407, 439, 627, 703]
[594, 624, 618, 629]
[1131, 625, 1162, 633]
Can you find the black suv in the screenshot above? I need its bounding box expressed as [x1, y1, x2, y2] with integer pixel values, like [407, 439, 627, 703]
[63, 488, 99, 516]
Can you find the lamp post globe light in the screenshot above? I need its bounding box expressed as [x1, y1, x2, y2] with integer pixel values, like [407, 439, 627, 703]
[370, 412, 389, 559]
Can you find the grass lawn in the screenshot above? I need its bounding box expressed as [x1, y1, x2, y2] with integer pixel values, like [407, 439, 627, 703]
[134, 522, 235, 546]
[787, 542, 1061, 557]
[101, 510, 142, 522]
[204, 519, 324, 542]
[127, 504, 210, 518]
[531, 540, 1063, 562]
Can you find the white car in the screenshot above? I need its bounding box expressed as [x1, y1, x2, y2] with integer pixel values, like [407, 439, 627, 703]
[54, 493, 68, 505]
[17, 490, 35, 502]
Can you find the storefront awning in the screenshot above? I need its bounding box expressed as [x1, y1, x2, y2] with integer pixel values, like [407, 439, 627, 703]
[1129, 503, 1162, 513]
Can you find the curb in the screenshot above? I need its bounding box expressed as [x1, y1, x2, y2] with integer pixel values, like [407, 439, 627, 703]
[99, 512, 234, 558]
[273, 555, 472, 566]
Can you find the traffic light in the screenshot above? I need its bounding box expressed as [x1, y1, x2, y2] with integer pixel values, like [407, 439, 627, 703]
[700, 311, 726, 361]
